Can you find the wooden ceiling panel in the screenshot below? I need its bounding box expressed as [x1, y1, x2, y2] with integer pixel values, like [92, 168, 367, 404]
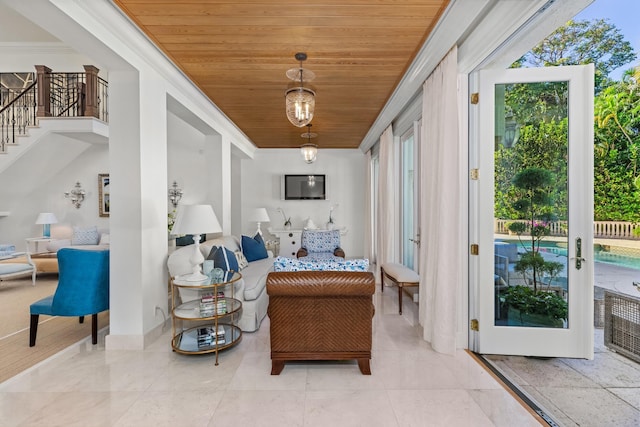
[114, 0, 449, 149]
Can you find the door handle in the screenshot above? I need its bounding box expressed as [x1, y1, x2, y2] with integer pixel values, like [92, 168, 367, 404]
[572, 237, 585, 270]
[409, 238, 421, 247]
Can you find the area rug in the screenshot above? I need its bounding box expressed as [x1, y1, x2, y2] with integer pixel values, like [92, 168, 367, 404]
[0, 275, 110, 383]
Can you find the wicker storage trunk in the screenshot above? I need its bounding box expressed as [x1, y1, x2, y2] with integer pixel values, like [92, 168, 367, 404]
[604, 290, 640, 363]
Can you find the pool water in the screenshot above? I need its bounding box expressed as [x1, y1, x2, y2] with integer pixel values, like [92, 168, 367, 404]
[502, 240, 640, 271]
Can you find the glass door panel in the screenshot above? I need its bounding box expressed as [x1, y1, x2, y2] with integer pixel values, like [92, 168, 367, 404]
[401, 132, 415, 269]
[494, 81, 569, 329]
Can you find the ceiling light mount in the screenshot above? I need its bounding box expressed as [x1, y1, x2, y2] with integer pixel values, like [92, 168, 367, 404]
[300, 123, 318, 164]
[285, 52, 316, 128]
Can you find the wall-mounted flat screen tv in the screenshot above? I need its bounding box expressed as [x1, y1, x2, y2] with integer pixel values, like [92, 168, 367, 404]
[283, 174, 326, 200]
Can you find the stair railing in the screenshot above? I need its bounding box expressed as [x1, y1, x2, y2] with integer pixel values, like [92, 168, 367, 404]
[0, 82, 37, 152]
[0, 65, 108, 153]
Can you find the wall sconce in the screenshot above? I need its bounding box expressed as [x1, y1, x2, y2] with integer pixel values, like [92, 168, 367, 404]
[168, 181, 183, 208]
[64, 182, 85, 209]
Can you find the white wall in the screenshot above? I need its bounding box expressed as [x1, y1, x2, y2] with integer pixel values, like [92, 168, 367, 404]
[241, 149, 367, 258]
[167, 111, 209, 207]
[0, 135, 108, 247]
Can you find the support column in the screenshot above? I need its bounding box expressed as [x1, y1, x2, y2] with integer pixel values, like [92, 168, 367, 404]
[105, 68, 168, 350]
[220, 135, 232, 235]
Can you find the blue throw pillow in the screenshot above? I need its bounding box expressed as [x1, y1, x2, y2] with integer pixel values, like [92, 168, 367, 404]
[242, 234, 268, 262]
[207, 246, 239, 271]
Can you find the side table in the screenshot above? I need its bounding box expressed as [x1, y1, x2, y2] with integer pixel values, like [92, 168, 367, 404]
[171, 271, 243, 365]
[25, 237, 52, 254]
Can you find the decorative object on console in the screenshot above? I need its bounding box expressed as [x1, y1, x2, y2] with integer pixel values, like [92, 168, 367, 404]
[277, 207, 291, 229]
[241, 234, 268, 262]
[300, 124, 318, 164]
[249, 207, 270, 236]
[98, 174, 109, 217]
[168, 181, 183, 208]
[285, 52, 315, 127]
[304, 217, 317, 230]
[326, 204, 338, 230]
[64, 182, 85, 209]
[171, 204, 222, 281]
[35, 212, 58, 238]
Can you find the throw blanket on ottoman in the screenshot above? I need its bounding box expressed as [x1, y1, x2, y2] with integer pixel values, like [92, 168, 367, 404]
[266, 270, 375, 375]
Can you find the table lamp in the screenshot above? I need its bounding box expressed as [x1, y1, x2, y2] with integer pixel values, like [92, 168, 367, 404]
[35, 212, 58, 238]
[249, 207, 271, 236]
[170, 204, 222, 281]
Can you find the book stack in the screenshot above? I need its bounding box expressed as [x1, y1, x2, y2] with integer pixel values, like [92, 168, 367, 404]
[197, 325, 226, 348]
[199, 291, 227, 316]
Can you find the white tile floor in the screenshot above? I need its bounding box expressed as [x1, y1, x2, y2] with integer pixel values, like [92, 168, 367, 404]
[0, 288, 540, 427]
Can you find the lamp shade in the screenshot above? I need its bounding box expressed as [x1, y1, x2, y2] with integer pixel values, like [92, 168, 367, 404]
[249, 208, 271, 223]
[35, 212, 58, 225]
[170, 205, 222, 235]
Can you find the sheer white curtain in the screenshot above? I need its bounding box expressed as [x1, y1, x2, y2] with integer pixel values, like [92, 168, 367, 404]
[418, 46, 460, 355]
[376, 125, 396, 277]
[364, 150, 375, 263]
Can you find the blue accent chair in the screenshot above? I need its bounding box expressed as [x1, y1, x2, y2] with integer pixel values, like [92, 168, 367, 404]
[29, 248, 109, 347]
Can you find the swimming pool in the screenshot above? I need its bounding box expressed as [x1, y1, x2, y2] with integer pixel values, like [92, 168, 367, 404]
[500, 239, 640, 271]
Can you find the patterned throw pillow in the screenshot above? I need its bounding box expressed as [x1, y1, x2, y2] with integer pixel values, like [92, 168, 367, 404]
[71, 226, 99, 245]
[273, 256, 369, 272]
[234, 250, 249, 270]
[302, 230, 340, 253]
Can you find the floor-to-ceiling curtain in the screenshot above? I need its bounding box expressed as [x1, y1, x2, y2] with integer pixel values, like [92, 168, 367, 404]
[364, 150, 375, 263]
[419, 46, 460, 354]
[376, 125, 396, 276]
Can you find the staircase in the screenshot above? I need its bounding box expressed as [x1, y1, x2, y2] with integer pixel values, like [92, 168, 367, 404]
[0, 65, 108, 172]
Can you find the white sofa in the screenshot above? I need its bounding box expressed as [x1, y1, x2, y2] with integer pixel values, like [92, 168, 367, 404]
[167, 235, 272, 332]
[46, 227, 110, 252]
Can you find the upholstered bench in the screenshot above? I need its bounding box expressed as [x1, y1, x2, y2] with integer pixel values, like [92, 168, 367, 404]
[0, 255, 58, 275]
[0, 263, 36, 285]
[380, 262, 419, 314]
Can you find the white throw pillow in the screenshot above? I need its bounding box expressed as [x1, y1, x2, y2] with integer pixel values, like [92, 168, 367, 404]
[71, 226, 99, 245]
[234, 250, 249, 270]
[99, 233, 110, 245]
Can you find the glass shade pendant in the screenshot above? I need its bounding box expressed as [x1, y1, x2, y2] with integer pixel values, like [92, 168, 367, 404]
[300, 124, 318, 164]
[285, 52, 316, 127]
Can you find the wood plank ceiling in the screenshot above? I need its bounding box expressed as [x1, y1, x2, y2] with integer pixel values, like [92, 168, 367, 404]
[113, 0, 449, 149]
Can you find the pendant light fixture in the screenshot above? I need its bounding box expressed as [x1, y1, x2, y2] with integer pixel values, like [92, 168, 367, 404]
[285, 52, 316, 127]
[300, 123, 318, 164]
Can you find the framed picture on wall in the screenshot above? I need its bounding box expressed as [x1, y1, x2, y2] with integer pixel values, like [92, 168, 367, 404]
[98, 173, 110, 217]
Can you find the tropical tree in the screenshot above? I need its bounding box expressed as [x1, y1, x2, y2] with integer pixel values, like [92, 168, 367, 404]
[594, 67, 640, 221]
[518, 19, 636, 93]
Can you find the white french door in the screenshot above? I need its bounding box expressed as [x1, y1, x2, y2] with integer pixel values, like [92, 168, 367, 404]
[474, 64, 594, 358]
[400, 121, 421, 272]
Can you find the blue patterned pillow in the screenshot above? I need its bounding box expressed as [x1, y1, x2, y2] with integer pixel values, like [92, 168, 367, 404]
[242, 235, 268, 262]
[207, 246, 239, 271]
[302, 230, 340, 253]
[273, 256, 369, 272]
[71, 226, 99, 245]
